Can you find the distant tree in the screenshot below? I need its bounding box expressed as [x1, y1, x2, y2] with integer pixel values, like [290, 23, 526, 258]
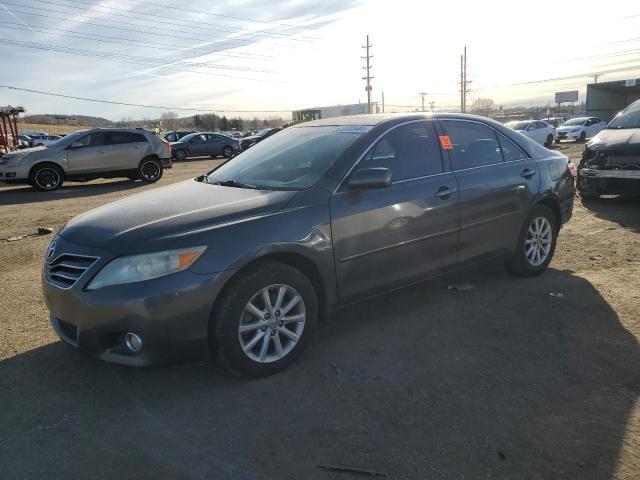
[221, 115, 230, 131]
[160, 111, 179, 130]
[471, 98, 495, 115]
[230, 117, 243, 131]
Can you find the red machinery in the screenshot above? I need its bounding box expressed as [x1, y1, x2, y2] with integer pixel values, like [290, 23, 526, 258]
[0, 105, 25, 153]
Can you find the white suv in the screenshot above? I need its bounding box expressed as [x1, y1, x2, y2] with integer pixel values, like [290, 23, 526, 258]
[0, 128, 172, 191]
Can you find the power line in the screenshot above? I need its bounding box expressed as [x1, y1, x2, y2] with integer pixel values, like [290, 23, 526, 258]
[0, 22, 271, 59]
[118, 0, 316, 30]
[0, 39, 274, 80]
[20, 0, 316, 41]
[0, 3, 284, 50]
[0, 85, 292, 113]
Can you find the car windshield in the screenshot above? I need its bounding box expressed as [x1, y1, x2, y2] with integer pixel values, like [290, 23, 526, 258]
[255, 129, 272, 137]
[205, 125, 369, 190]
[508, 121, 530, 130]
[608, 102, 640, 129]
[48, 130, 87, 147]
[563, 118, 585, 126]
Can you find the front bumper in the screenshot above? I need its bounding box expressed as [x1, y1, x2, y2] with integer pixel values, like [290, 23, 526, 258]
[556, 131, 581, 141]
[0, 162, 30, 181]
[42, 236, 227, 366]
[577, 168, 640, 195]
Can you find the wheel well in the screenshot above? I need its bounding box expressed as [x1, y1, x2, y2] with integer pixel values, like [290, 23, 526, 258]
[536, 198, 561, 229]
[138, 154, 159, 166]
[28, 161, 64, 180]
[216, 252, 328, 319]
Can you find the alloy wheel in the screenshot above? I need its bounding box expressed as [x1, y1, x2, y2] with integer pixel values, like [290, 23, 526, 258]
[238, 284, 306, 363]
[525, 216, 552, 267]
[141, 161, 160, 181]
[223, 146, 234, 158]
[35, 167, 61, 190]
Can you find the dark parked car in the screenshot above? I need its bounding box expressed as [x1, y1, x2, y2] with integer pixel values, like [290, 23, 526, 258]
[163, 130, 195, 143]
[578, 99, 640, 197]
[240, 127, 282, 150]
[171, 132, 239, 160]
[42, 113, 574, 377]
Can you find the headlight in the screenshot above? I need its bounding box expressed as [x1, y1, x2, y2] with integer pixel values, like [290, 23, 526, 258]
[86, 246, 206, 290]
[2, 153, 30, 166]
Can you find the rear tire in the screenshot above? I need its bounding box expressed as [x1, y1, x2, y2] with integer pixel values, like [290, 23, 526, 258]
[137, 157, 163, 183]
[174, 149, 187, 161]
[210, 261, 318, 377]
[545, 135, 553, 147]
[222, 145, 234, 158]
[579, 131, 586, 142]
[29, 163, 64, 191]
[508, 205, 558, 277]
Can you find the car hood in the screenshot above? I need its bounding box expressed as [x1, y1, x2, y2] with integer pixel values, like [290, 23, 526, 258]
[59, 179, 297, 254]
[3, 145, 47, 157]
[557, 125, 583, 132]
[586, 128, 640, 153]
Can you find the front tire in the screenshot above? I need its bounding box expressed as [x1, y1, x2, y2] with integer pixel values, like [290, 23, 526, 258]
[137, 158, 163, 183]
[210, 261, 318, 377]
[508, 205, 558, 277]
[30, 164, 64, 191]
[579, 132, 586, 142]
[545, 135, 554, 147]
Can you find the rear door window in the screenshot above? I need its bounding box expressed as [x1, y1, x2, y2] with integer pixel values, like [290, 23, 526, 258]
[496, 132, 528, 161]
[441, 120, 503, 170]
[360, 121, 443, 180]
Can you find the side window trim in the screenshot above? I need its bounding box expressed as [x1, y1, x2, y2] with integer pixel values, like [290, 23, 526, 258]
[441, 118, 530, 171]
[334, 119, 444, 194]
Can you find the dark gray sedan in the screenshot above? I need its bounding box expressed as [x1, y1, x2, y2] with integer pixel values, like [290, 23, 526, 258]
[42, 113, 575, 377]
[171, 132, 239, 160]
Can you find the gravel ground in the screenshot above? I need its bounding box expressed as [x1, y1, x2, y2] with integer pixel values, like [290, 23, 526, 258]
[0, 145, 638, 479]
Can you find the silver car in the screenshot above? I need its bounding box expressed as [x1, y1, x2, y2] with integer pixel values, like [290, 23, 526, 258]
[0, 128, 172, 191]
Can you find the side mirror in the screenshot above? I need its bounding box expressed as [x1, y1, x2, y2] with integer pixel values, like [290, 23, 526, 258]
[69, 141, 83, 149]
[348, 167, 392, 190]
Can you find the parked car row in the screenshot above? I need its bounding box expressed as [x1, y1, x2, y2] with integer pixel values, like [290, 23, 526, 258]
[505, 116, 606, 146]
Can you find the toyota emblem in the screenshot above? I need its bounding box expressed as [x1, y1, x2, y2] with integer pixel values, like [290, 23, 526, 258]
[47, 240, 57, 261]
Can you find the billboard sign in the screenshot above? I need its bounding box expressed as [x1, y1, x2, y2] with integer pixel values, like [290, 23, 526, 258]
[555, 90, 579, 103]
[625, 78, 637, 87]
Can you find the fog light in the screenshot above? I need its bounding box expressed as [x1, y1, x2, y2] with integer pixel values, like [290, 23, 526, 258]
[124, 332, 143, 353]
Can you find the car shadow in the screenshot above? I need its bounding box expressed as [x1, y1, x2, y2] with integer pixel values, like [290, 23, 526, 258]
[0, 179, 145, 206]
[581, 195, 640, 233]
[1, 266, 637, 479]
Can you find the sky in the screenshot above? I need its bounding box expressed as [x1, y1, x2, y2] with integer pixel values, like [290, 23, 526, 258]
[1, 0, 640, 120]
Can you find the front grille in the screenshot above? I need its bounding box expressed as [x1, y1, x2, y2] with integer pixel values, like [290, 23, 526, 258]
[45, 253, 99, 289]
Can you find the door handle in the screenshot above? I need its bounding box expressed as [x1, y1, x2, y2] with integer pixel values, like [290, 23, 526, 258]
[520, 169, 536, 179]
[434, 186, 457, 199]
[97, 150, 105, 154]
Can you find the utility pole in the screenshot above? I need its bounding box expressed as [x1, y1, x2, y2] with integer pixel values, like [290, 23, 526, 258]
[592, 72, 604, 84]
[419, 92, 428, 112]
[382, 91, 385, 113]
[459, 46, 469, 113]
[361, 34, 374, 114]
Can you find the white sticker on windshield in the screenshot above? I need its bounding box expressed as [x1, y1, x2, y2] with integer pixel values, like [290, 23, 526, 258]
[333, 126, 373, 133]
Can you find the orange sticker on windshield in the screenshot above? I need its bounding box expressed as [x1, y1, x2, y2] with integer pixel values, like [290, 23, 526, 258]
[439, 135, 453, 150]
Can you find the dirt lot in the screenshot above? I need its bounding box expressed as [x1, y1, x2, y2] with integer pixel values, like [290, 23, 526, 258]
[0, 145, 638, 479]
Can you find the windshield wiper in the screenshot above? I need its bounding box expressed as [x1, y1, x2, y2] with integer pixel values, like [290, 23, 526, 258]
[213, 179, 259, 189]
